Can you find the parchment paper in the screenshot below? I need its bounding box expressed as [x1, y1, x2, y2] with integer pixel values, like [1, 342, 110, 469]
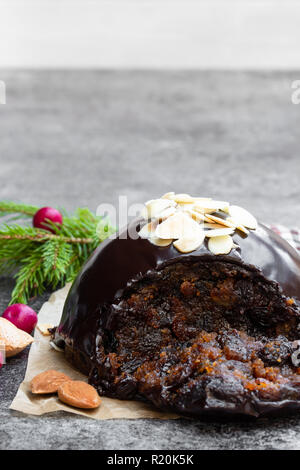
[10, 284, 179, 420]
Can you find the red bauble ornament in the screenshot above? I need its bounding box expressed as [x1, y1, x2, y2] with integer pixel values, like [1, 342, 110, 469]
[2, 304, 38, 334]
[33, 207, 63, 233]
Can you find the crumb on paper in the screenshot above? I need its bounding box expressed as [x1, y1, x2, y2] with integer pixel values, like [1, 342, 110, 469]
[37, 323, 53, 336]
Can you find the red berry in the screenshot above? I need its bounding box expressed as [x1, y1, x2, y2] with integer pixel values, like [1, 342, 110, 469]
[2, 304, 38, 334]
[33, 207, 63, 233]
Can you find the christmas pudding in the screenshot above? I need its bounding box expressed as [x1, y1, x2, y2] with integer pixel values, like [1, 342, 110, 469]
[53, 193, 300, 418]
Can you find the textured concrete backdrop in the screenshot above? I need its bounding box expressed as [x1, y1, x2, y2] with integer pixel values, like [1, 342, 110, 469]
[1, 71, 300, 450]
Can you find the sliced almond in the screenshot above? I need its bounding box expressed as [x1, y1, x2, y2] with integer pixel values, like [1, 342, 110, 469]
[194, 200, 230, 213]
[191, 205, 217, 219]
[205, 227, 235, 237]
[138, 222, 150, 239]
[203, 223, 226, 230]
[37, 323, 53, 336]
[228, 205, 257, 230]
[185, 208, 207, 223]
[155, 212, 202, 240]
[236, 225, 250, 235]
[176, 202, 196, 211]
[144, 198, 155, 205]
[193, 204, 212, 215]
[0, 317, 34, 357]
[169, 193, 195, 204]
[208, 235, 234, 255]
[161, 191, 175, 199]
[173, 231, 205, 253]
[149, 236, 173, 247]
[142, 198, 176, 221]
[155, 206, 176, 221]
[205, 214, 236, 228]
[226, 217, 250, 235]
[193, 204, 219, 215]
[138, 221, 157, 239]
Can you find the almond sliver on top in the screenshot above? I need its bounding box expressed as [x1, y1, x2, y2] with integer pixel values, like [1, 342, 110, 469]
[155, 212, 203, 240]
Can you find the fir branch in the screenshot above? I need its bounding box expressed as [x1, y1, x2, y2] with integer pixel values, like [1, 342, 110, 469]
[0, 232, 94, 244]
[42, 240, 73, 288]
[0, 201, 39, 217]
[0, 201, 115, 304]
[10, 250, 45, 304]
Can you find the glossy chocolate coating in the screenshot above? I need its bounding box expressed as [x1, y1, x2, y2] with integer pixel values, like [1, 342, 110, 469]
[55, 218, 300, 361]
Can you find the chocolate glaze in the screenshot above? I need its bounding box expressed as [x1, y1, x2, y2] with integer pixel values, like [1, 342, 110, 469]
[55, 219, 300, 352]
[54, 218, 300, 417]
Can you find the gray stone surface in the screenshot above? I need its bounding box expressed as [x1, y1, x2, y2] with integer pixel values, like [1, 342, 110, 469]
[0, 70, 300, 450]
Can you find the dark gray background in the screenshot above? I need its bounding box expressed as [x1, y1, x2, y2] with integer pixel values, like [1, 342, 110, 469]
[1, 71, 300, 450]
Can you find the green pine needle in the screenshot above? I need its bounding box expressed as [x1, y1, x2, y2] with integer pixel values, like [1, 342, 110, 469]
[0, 201, 39, 220]
[0, 201, 116, 305]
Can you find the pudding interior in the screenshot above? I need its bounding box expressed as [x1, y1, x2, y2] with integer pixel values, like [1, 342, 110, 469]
[89, 260, 300, 416]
